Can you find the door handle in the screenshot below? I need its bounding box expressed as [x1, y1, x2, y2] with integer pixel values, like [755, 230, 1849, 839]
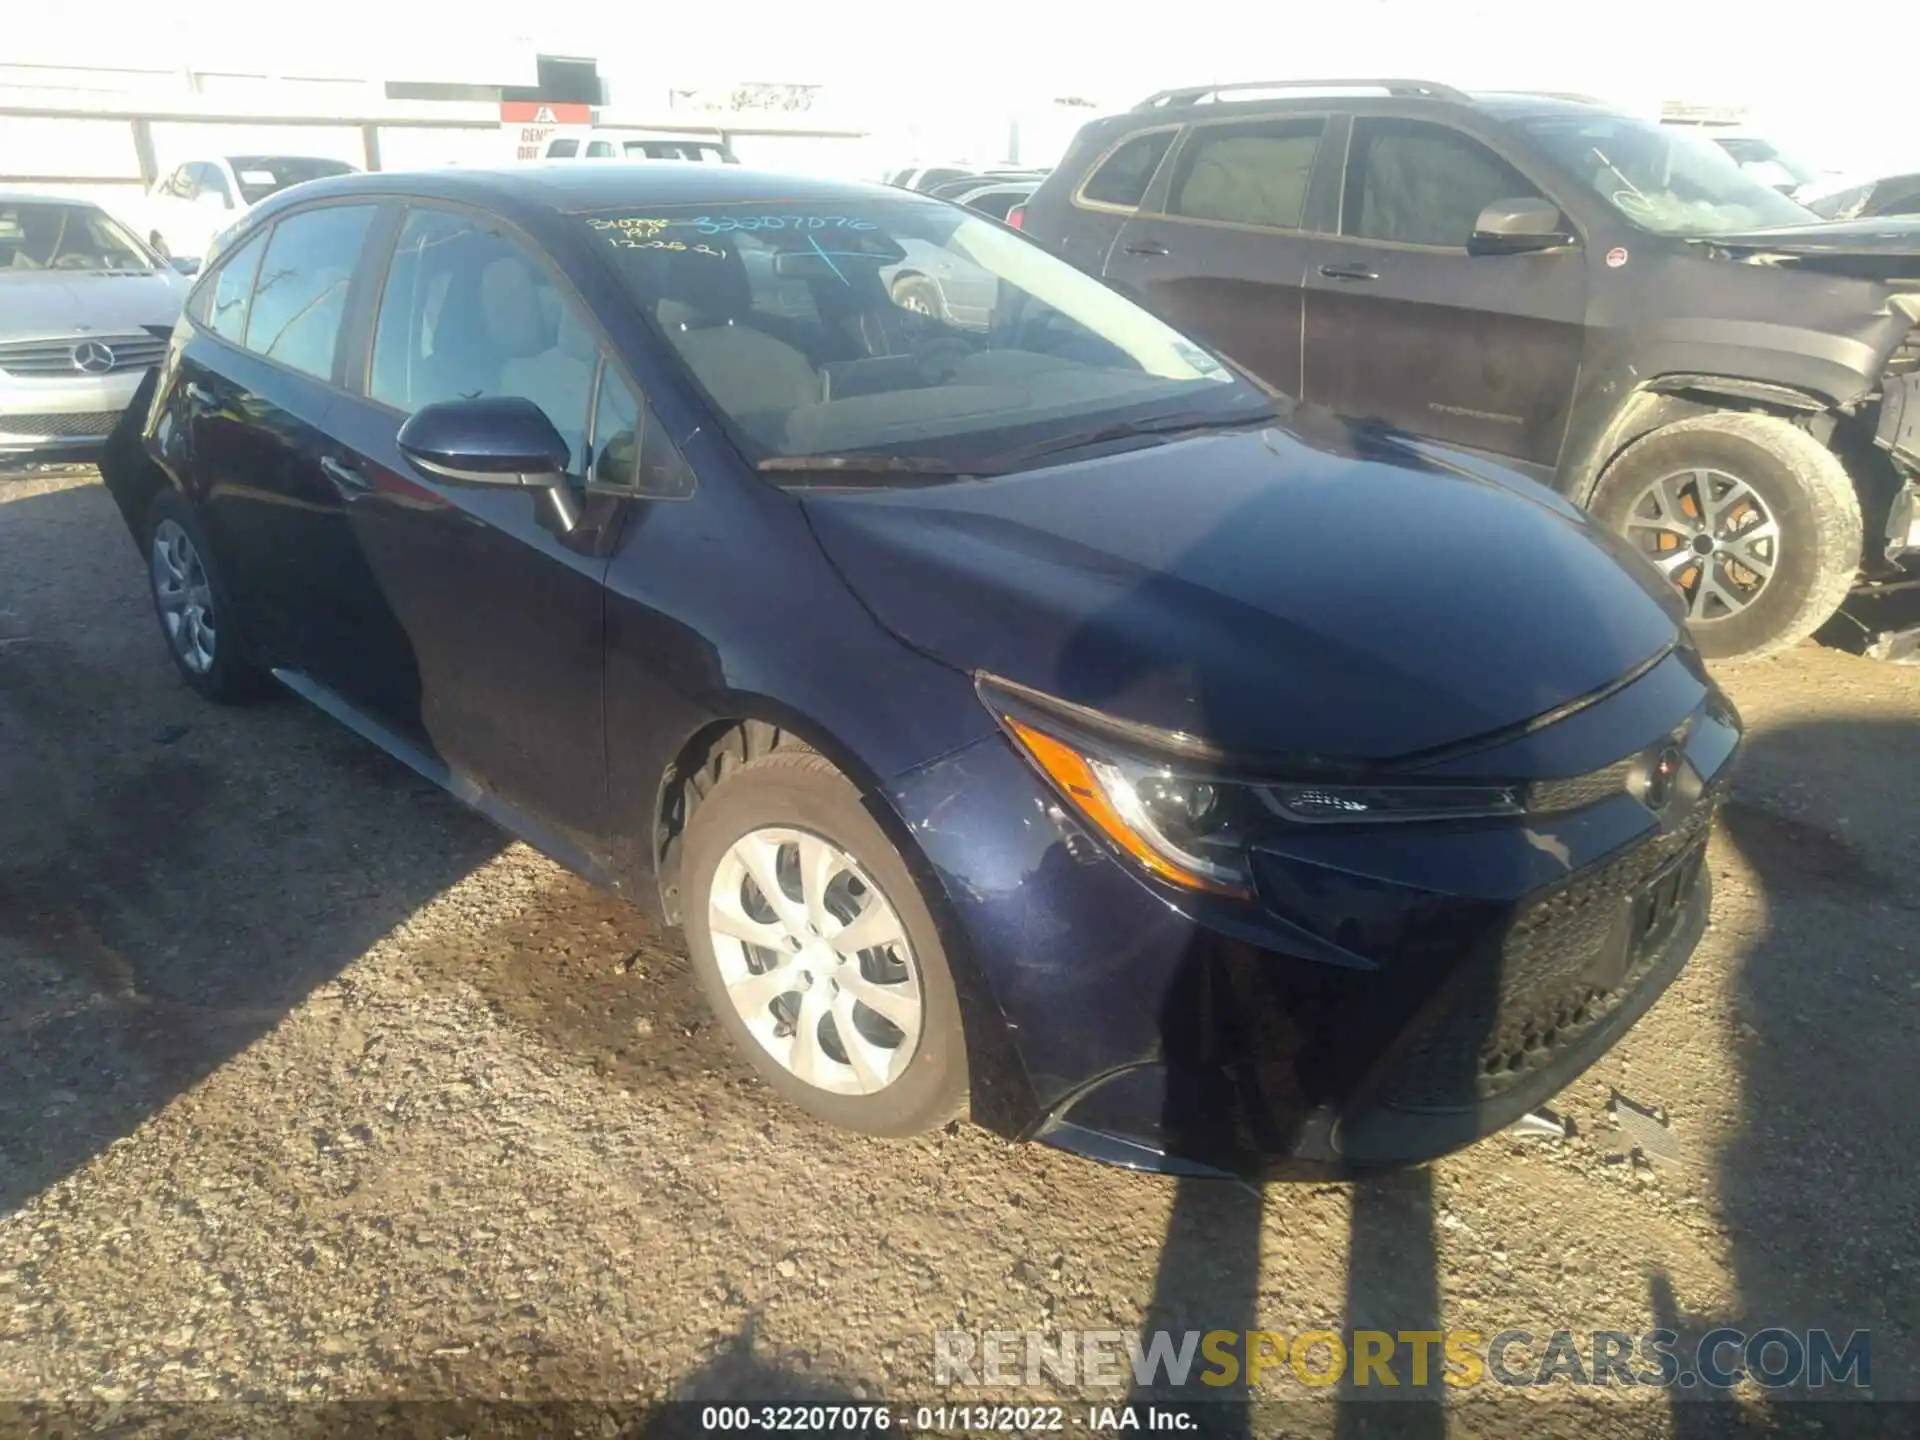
[1123, 241, 1170, 257]
[320, 456, 372, 494]
[184, 381, 217, 407]
[1319, 263, 1380, 282]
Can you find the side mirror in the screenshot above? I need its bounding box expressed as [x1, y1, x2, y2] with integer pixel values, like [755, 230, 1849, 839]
[169, 255, 200, 276]
[1467, 197, 1575, 256]
[397, 396, 580, 529]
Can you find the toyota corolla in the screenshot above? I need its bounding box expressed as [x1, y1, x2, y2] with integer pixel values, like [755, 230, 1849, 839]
[100, 165, 1741, 1177]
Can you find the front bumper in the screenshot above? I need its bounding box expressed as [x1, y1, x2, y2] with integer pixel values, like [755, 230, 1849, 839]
[1, 370, 146, 463]
[886, 646, 1740, 1178]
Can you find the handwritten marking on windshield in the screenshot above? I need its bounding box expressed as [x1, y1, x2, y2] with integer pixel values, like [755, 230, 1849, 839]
[588, 217, 673, 239]
[602, 236, 726, 257]
[688, 215, 877, 235]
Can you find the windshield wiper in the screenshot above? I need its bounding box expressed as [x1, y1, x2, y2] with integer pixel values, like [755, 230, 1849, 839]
[981, 405, 1280, 470]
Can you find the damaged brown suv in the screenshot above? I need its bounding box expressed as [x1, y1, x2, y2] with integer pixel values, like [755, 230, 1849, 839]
[1020, 82, 1920, 658]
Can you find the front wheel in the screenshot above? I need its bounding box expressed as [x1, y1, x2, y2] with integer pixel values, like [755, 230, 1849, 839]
[1588, 413, 1862, 660]
[680, 740, 969, 1136]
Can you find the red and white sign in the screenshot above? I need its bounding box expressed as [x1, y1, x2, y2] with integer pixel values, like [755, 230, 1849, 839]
[502, 101, 593, 161]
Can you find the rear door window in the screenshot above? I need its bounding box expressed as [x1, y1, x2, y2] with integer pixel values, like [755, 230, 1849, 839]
[1080, 131, 1175, 209]
[1344, 119, 1542, 248]
[1166, 119, 1325, 230]
[242, 204, 378, 381]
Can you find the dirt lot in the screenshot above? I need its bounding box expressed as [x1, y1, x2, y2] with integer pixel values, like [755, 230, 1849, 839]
[2, 471, 1916, 1436]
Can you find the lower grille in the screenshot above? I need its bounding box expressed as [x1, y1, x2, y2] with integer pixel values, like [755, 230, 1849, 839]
[1377, 798, 1717, 1114]
[0, 411, 122, 438]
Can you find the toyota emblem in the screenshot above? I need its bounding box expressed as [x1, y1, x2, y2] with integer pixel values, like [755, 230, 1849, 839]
[71, 340, 116, 375]
[1642, 745, 1684, 811]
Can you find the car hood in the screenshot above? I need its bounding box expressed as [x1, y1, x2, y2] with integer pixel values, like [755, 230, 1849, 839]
[0, 270, 186, 341]
[1692, 215, 1920, 280]
[800, 420, 1683, 766]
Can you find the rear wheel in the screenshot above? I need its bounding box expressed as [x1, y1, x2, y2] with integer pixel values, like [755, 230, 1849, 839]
[1588, 413, 1862, 660]
[141, 489, 268, 703]
[680, 737, 968, 1136]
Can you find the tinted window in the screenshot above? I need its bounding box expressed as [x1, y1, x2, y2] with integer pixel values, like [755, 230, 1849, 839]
[371, 207, 597, 473]
[1345, 120, 1541, 247]
[201, 229, 267, 341]
[243, 205, 375, 380]
[586, 140, 615, 158]
[1081, 131, 1174, 208]
[547, 138, 580, 158]
[1168, 120, 1323, 230]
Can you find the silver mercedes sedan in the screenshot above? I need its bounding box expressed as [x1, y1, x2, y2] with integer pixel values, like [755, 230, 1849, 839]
[1, 190, 193, 468]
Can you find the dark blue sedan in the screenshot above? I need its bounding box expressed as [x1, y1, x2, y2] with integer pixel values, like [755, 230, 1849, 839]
[100, 164, 1741, 1177]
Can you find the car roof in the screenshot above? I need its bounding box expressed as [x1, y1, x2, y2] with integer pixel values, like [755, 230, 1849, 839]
[1113, 88, 1628, 125]
[260, 164, 906, 218]
[0, 187, 106, 207]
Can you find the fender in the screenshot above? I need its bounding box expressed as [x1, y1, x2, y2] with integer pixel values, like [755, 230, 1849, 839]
[1559, 371, 1849, 508]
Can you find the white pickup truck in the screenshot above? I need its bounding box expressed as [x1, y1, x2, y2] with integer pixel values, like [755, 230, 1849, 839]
[536, 129, 738, 165]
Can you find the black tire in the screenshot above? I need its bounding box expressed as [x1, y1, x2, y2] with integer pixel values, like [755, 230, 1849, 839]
[140, 488, 270, 703]
[680, 736, 969, 1136]
[1588, 413, 1862, 661]
[890, 273, 947, 321]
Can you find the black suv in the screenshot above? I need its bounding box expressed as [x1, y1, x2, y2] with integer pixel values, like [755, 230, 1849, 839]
[1021, 80, 1920, 659]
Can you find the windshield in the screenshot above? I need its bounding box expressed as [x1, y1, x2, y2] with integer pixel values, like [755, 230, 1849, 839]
[0, 200, 153, 274]
[1521, 114, 1820, 236]
[586, 198, 1266, 470]
[1713, 136, 1819, 192]
[226, 156, 357, 206]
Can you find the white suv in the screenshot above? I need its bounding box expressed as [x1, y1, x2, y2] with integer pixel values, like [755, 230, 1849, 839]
[143, 155, 360, 262]
[538, 130, 738, 164]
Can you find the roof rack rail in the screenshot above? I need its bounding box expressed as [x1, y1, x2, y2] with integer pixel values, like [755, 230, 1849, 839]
[1133, 78, 1469, 111]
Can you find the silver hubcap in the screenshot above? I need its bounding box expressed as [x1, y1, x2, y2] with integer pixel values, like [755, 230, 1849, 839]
[1625, 468, 1780, 622]
[151, 518, 216, 673]
[897, 286, 938, 317]
[707, 827, 923, 1096]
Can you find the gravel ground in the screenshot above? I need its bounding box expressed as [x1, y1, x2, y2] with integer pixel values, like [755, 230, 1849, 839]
[2, 472, 1916, 1436]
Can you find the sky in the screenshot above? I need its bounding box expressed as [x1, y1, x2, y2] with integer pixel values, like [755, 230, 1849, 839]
[11, 1, 1917, 178]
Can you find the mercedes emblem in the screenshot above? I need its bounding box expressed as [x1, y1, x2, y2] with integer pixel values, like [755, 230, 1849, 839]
[71, 340, 117, 375]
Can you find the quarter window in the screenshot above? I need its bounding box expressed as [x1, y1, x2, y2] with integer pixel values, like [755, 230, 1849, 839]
[198, 228, 268, 342]
[1167, 119, 1324, 230]
[1345, 119, 1543, 248]
[588, 356, 697, 499]
[243, 204, 377, 381]
[370, 206, 598, 474]
[1081, 131, 1175, 209]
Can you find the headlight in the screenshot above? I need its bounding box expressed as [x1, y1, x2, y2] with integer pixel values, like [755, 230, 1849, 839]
[980, 674, 1530, 899]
